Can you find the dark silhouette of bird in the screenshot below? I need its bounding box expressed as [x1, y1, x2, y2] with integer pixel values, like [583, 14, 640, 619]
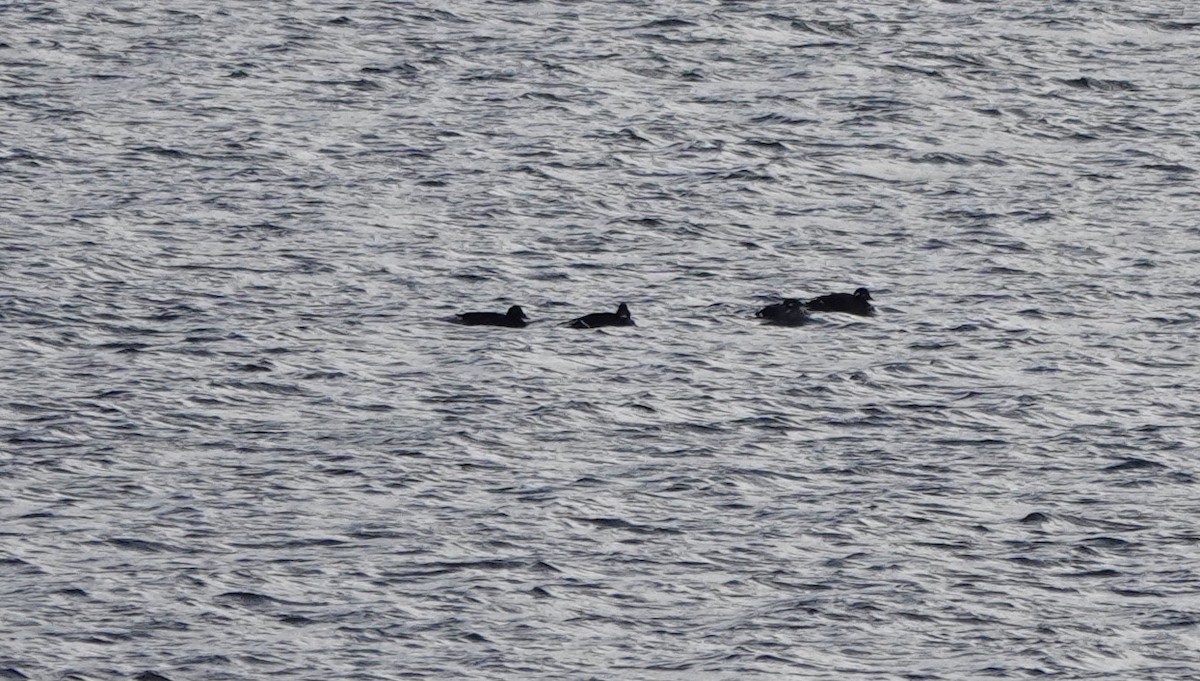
[806, 288, 874, 315]
[454, 305, 529, 327]
[567, 303, 635, 329]
[756, 298, 810, 326]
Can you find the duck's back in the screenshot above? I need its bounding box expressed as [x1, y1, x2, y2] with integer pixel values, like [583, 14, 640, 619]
[757, 299, 809, 325]
[568, 313, 635, 329]
[455, 305, 528, 327]
[458, 312, 521, 327]
[806, 289, 873, 314]
[568, 303, 634, 329]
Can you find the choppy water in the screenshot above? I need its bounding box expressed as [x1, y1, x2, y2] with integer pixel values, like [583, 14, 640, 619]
[3, 1, 1200, 679]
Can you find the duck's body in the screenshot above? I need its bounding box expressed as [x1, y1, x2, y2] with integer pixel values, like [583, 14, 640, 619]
[806, 288, 874, 315]
[756, 298, 810, 326]
[568, 303, 634, 329]
[455, 305, 529, 328]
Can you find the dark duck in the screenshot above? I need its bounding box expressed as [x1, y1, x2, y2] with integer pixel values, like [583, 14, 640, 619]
[805, 287, 874, 315]
[756, 298, 810, 326]
[454, 305, 529, 327]
[567, 303, 635, 329]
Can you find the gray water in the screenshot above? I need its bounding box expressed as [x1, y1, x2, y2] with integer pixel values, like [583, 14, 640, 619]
[3, 1, 1200, 679]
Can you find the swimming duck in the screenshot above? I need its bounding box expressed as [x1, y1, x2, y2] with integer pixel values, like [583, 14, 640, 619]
[567, 303, 635, 329]
[806, 287, 874, 315]
[454, 305, 529, 327]
[756, 298, 810, 326]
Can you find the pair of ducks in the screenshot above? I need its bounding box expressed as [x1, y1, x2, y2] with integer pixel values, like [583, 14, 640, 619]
[755, 287, 874, 325]
[453, 288, 874, 329]
[455, 303, 634, 329]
